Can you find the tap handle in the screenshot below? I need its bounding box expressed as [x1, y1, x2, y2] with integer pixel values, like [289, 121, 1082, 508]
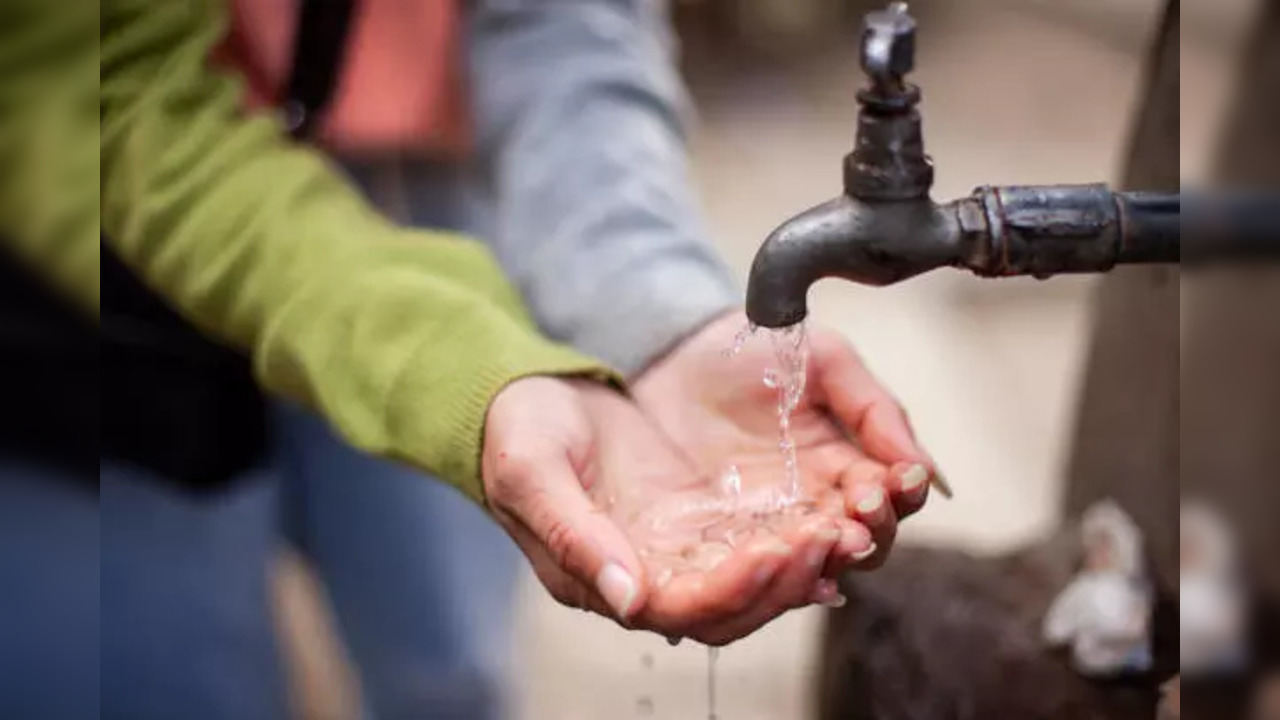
[861, 2, 916, 93]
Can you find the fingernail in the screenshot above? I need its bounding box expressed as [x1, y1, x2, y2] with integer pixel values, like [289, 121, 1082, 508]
[811, 578, 836, 600]
[816, 526, 842, 542]
[810, 579, 848, 608]
[901, 464, 929, 494]
[931, 470, 955, 499]
[856, 488, 885, 516]
[596, 563, 638, 619]
[851, 542, 878, 562]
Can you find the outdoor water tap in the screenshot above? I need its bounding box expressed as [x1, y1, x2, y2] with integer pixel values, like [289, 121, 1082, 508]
[744, 2, 1185, 329]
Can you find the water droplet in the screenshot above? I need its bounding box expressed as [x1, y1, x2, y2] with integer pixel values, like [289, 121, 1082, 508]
[641, 653, 655, 670]
[719, 465, 742, 497]
[636, 696, 655, 715]
[667, 635, 683, 647]
[723, 322, 758, 358]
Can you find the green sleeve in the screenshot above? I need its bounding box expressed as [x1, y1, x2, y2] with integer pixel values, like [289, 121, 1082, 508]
[16, 0, 618, 501]
[0, 0, 100, 312]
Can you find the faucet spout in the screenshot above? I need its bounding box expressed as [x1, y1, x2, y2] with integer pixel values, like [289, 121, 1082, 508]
[745, 197, 962, 328]
[745, 2, 949, 329]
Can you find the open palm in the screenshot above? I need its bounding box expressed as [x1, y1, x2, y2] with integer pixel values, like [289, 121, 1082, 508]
[632, 311, 943, 569]
[485, 377, 858, 647]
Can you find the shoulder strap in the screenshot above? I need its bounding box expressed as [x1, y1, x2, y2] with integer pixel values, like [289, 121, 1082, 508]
[284, 0, 356, 139]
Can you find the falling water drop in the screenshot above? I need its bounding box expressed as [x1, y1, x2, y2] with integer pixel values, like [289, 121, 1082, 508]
[762, 369, 779, 389]
[719, 465, 742, 498]
[707, 646, 721, 720]
[724, 322, 758, 358]
[636, 697, 655, 716]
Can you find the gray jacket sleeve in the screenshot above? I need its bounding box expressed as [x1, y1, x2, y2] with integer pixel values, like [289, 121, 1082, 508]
[466, 0, 739, 376]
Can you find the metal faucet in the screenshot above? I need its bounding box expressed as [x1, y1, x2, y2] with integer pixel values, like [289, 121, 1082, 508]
[744, 3, 1190, 328]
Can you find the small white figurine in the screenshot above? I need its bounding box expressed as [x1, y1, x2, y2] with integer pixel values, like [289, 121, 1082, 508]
[1179, 499, 1249, 675]
[1042, 499, 1154, 676]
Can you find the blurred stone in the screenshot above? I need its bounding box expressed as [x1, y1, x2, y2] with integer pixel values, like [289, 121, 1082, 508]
[816, 526, 1163, 720]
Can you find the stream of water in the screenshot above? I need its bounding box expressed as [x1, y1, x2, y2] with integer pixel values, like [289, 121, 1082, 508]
[700, 322, 811, 720]
[707, 646, 720, 720]
[725, 322, 810, 505]
[765, 323, 809, 502]
[630, 322, 813, 719]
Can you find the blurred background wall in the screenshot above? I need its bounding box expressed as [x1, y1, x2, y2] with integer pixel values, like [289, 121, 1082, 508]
[277, 1, 1258, 717]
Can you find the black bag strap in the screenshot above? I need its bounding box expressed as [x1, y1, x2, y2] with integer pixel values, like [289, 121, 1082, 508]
[283, 0, 356, 139]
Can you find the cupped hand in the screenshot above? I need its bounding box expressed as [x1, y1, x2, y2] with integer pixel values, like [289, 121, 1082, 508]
[632, 311, 946, 570]
[482, 376, 866, 645]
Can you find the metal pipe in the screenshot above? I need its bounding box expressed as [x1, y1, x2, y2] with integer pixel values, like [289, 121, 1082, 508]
[746, 183, 1280, 328]
[745, 184, 1187, 328]
[745, 198, 962, 328]
[1183, 191, 1280, 262]
[743, 3, 1274, 329]
[1117, 192, 1179, 264]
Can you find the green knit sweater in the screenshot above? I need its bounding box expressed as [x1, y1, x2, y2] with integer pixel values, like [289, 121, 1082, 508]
[0, 0, 617, 502]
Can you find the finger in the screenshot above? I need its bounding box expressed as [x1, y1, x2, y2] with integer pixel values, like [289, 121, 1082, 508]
[815, 342, 930, 466]
[495, 510, 620, 620]
[641, 536, 793, 630]
[887, 461, 931, 520]
[533, 564, 617, 620]
[755, 517, 840, 612]
[691, 519, 841, 645]
[492, 453, 646, 622]
[823, 519, 876, 577]
[839, 460, 892, 528]
[809, 578, 848, 608]
[840, 465, 897, 570]
[848, 400, 953, 500]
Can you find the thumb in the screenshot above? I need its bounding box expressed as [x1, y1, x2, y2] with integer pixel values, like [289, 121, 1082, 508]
[506, 452, 648, 622]
[817, 342, 927, 465]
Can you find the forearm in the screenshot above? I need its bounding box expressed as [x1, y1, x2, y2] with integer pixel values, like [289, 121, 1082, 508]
[93, 0, 615, 499]
[467, 0, 738, 375]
